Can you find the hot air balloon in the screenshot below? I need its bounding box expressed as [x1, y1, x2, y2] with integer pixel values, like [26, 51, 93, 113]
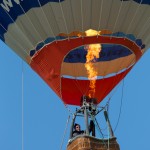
[0, 0, 150, 149]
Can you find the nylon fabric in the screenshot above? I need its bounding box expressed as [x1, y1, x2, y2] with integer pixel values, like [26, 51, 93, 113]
[61, 54, 135, 77]
[61, 67, 131, 106]
[0, 0, 150, 62]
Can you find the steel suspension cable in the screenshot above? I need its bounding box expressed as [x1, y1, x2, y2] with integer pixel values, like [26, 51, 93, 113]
[125, 0, 143, 35]
[99, 78, 125, 136]
[114, 79, 125, 132]
[1, 7, 34, 52]
[94, 118, 108, 149]
[18, 4, 45, 43]
[64, 104, 73, 116]
[97, 0, 104, 32]
[38, 0, 57, 41]
[59, 0, 70, 40]
[95, 118, 104, 138]
[80, 0, 84, 37]
[60, 115, 70, 150]
[0, 24, 29, 57]
[110, 0, 124, 38]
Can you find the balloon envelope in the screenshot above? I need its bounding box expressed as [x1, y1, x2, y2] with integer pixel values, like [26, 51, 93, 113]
[0, 0, 150, 105]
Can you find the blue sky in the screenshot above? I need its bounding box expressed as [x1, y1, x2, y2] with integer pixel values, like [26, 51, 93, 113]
[0, 39, 150, 150]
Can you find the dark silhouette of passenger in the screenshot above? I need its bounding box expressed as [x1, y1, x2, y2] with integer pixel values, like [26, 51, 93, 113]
[89, 120, 95, 137]
[72, 123, 84, 137]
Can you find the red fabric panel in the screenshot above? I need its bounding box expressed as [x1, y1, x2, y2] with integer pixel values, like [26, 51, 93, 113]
[61, 67, 132, 106]
[30, 43, 63, 97]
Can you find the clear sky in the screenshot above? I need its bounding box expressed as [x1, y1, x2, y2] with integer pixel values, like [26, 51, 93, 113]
[0, 39, 150, 150]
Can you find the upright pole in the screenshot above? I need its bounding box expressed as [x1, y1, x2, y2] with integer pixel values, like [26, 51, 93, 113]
[104, 110, 114, 138]
[84, 107, 89, 135]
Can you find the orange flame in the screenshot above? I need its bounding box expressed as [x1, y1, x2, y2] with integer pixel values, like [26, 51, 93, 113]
[85, 29, 101, 98]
